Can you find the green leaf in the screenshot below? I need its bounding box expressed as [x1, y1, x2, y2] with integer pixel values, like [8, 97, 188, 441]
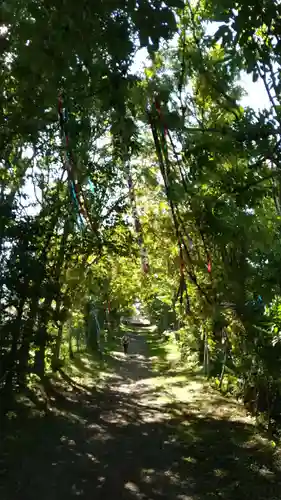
[139, 32, 149, 48]
[166, 0, 184, 8]
[213, 25, 231, 43]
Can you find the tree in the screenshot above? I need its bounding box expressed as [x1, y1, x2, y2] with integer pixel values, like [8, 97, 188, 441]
[2, 0, 281, 433]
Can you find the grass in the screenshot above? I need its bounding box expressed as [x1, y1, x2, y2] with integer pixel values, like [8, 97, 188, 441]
[61, 329, 125, 387]
[145, 327, 199, 377]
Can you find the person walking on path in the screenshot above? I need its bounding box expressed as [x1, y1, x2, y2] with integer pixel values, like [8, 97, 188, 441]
[121, 334, 130, 355]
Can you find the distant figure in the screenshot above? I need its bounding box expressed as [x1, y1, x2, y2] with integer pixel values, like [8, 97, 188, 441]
[121, 335, 130, 355]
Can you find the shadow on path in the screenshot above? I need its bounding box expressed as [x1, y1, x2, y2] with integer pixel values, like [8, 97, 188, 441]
[1, 332, 281, 499]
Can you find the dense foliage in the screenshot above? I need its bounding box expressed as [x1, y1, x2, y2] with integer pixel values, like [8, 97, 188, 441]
[1, 0, 281, 432]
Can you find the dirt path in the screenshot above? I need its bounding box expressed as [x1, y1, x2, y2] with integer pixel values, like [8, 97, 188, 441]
[1, 332, 281, 499]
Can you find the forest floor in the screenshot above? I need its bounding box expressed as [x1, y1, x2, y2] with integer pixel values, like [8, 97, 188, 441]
[1, 328, 281, 499]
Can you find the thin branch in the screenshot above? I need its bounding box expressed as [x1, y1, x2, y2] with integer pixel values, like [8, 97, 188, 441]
[100, 193, 129, 222]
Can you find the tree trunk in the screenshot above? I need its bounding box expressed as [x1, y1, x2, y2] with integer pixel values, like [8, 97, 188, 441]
[33, 297, 52, 378]
[53, 322, 64, 364]
[52, 299, 65, 366]
[35, 216, 71, 377]
[3, 294, 26, 396]
[219, 336, 228, 390]
[69, 328, 74, 359]
[34, 331, 47, 378]
[17, 293, 38, 387]
[203, 329, 210, 376]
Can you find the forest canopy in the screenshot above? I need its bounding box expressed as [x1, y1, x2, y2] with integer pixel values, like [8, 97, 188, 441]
[1, 0, 281, 430]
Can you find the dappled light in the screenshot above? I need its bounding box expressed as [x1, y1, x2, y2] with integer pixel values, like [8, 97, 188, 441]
[2, 1, 281, 498]
[1, 330, 280, 499]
